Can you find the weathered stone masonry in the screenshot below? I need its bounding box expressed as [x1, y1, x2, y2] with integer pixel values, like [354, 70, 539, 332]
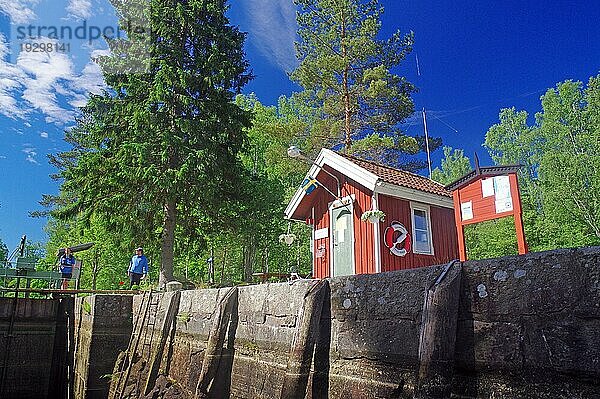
[75, 247, 600, 398]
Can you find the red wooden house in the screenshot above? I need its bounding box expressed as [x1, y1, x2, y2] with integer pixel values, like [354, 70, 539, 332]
[285, 149, 459, 278]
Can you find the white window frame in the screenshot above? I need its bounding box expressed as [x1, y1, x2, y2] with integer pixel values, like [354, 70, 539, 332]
[410, 202, 434, 256]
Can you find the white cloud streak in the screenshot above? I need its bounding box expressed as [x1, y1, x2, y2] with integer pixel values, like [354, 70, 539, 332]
[0, 34, 106, 125]
[17, 39, 77, 124]
[66, 0, 92, 20]
[0, 0, 38, 24]
[242, 0, 298, 72]
[22, 145, 39, 164]
[0, 34, 27, 119]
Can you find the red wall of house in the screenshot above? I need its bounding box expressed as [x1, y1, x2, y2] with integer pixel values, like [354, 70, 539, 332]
[311, 167, 375, 278]
[310, 169, 458, 278]
[378, 194, 459, 272]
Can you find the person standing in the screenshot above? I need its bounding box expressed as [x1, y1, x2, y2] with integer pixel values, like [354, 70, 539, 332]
[129, 247, 149, 288]
[59, 247, 76, 290]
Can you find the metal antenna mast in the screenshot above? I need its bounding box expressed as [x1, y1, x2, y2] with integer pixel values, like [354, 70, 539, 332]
[422, 108, 432, 178]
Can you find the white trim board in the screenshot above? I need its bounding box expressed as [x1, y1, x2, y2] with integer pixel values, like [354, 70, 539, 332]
[373, 192, 382, 273]
[285, 148, 454, 220]
[410, 202, 435, 256]
[376, 182, 454, 209]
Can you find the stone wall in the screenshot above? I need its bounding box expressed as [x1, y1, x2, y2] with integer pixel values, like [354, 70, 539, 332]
[454, 246, 600, 398]
[74, 294, 132, 399]
[85, 246, 600, 399]
[167, 280, 318, 398]
[0, 296, 72, 399]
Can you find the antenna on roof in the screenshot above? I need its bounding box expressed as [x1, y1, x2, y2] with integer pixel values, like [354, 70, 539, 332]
[422, 108, 432, 179]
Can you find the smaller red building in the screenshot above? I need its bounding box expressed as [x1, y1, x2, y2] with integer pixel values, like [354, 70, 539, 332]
[446, 162, 527, 261]
[285, 149, 459, 278]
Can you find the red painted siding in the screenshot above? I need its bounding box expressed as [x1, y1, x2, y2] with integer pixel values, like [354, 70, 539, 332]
[455, 177, 513, 225]
[310, 167, 375, 278]
[308, 168, 457, 278]
[378, 194, 458, 272]
[345, 175, 374, 276]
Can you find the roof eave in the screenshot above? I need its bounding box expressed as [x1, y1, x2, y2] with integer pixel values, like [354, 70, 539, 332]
[284, 149, 380, 220]
[445, 165, 522, 191]
[376, 182, 454, 209]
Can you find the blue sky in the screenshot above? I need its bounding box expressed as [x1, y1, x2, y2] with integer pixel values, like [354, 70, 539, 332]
[0, 0, 599, 250]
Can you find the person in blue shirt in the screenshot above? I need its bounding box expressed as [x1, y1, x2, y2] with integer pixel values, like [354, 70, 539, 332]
[129, 247, 149, 288]
[59, 247, 76, 290]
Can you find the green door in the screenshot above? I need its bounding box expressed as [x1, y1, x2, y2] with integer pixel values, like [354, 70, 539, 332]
[332, 206, 354, 276]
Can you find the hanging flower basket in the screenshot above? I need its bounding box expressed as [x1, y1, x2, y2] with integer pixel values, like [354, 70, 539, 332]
[361, 210, 386, 224]
[278, 233, 296, 245]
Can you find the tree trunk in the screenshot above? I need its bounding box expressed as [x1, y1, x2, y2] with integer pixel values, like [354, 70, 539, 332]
[243, 238, 255, 282]
[159, 198, 176, 288]
[341, 10, 352, 150]
[220, 248, 227, 284]
[208, 246, 215, 284]
[92, 250, 98, 290]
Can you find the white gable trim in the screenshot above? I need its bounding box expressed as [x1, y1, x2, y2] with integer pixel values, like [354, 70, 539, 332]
[284, 148, 454, 219]
[373, 192, 382, 273]
[376, 182, 454, 209]
[284, 149, 379, 220]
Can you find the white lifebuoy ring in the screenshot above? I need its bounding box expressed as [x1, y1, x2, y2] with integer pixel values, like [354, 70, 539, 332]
[384, 221, 412, 257]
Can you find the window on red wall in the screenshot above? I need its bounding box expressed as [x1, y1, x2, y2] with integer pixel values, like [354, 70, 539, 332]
[411, 203, 434, 255]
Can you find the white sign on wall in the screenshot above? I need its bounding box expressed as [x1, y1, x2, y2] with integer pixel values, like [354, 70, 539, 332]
[314, 228, 328, 240]
[481, 178, 494, 197]
[461, 201, 473, 221]
[493, 175, 511, 200]
[495, 198, 514, 213]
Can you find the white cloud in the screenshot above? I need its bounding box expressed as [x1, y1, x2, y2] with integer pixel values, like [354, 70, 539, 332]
[68, 58, 105, 108]
[0, 33, 107, 125]
[17, 38, 77, 124]
[22, 145, 39, 164]
[0, 155, 6, 159]
[0, 0, 38, 24]
[242, 0, 298, 72]
[66, 0, 92, 20]
[0, 34, 27, 119]
[40, 131, 48, 138]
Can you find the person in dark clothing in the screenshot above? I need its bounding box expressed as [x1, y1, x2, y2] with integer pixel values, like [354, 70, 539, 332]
[59, 247, 76, 290]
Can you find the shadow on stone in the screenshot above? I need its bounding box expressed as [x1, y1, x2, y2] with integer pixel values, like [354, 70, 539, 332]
[311, 282, 331, 399]
[210, 291, 239, 399]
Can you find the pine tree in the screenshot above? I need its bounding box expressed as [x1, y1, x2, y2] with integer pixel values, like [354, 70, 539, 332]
[291, 0, 430, 169]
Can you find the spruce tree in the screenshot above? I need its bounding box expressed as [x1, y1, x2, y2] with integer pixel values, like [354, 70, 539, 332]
[48, 0, 252, 286]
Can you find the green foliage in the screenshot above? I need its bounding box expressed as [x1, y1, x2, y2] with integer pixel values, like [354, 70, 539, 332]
[484, 74, 600, 251]
[43, 0, 252, 287]
[0, 237, 8, 262]
[464, 218, 519, 260]
[431, 146, 472, 186]
[291, 0, 436, 171]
